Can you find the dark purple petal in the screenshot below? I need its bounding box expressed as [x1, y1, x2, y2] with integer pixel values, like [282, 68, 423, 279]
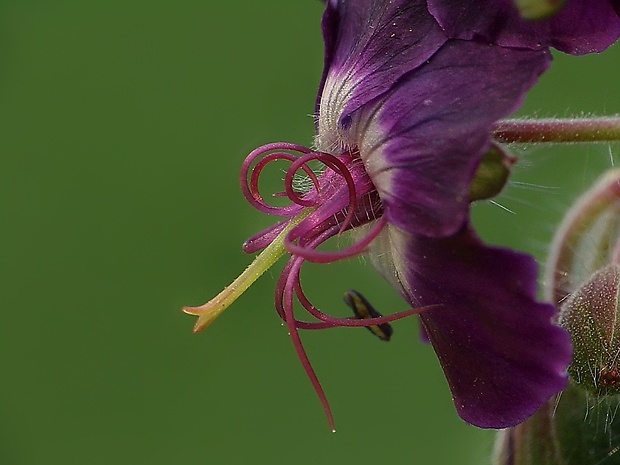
[427, 0, 620, 55]
[403, 225, 571, 428]
[354, 41, 549, 237]
[317, 0, 448, 131]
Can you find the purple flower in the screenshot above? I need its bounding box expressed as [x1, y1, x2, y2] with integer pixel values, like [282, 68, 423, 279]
[184, 0, 571, 430]
[427, 0, 620, 55]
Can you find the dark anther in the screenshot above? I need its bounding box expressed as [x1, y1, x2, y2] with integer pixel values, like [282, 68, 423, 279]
[343, 290, 393, 342]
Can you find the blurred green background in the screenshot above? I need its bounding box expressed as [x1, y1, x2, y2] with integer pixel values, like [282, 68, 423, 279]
[1, 2, 619, 464]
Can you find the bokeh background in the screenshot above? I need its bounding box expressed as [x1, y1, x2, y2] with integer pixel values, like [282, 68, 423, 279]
[1, 2, 619, 464]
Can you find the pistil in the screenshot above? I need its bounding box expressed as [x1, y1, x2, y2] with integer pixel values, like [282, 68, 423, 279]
[183, 209, 311, 333]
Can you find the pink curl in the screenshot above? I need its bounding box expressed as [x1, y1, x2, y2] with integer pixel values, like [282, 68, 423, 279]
[240, 142, 318, 216]
[285, 216, 387, 264]
[284, 152, 357, 230]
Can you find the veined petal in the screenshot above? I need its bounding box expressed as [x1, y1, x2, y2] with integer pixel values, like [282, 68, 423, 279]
[316, 0, 447, 150]
[427, 0, 620, 55]
[368, 224, 571, 428]
[353, 41, 550, 237]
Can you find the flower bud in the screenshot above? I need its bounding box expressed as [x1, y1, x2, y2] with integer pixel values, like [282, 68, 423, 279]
[494, 169, 620, 465]
[513, 0, 568, 20]
[546, 169, 620, 307]
[559, 264, 620, 396]
[549, 170, 620, 395]
[469, 144, 516, 201]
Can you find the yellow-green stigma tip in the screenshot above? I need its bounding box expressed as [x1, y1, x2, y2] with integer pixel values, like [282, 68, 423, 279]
[181, 306, 218, 333]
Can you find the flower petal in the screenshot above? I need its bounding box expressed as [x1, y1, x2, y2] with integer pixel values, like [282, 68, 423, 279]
[316, 0, 447, 150]
[427, 0, 620, 55]
[368, 224, 572, 428]
[355, 40, 549, 237]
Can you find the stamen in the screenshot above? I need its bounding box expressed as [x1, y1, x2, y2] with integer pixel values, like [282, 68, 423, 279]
[187, 140, 413, 430]
[285, 154, 324, 208]
[282, 269, 337, 432]
[296, 279, 433, 327]
[344, 289, 393, 341]
[271, 222, 432, 430]
[285, 152, 358, 230]
[240, 143, 318, 216]
[242, 220, 289, 254]
[183, 209, 311, 333]
[286, 216, 387, 264]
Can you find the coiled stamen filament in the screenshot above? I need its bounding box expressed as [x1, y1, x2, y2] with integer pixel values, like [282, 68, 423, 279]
[185, 141, 429, 430]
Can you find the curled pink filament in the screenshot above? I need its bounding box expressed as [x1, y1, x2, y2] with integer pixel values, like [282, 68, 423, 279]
[239, 142, 430, 431]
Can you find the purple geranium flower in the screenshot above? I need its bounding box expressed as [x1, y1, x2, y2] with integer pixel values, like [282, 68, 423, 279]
[185, 0, 572, 430]
[427, 0, 620, 55]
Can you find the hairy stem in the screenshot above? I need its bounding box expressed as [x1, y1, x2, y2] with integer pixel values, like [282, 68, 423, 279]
[494, 116, 620, 144]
